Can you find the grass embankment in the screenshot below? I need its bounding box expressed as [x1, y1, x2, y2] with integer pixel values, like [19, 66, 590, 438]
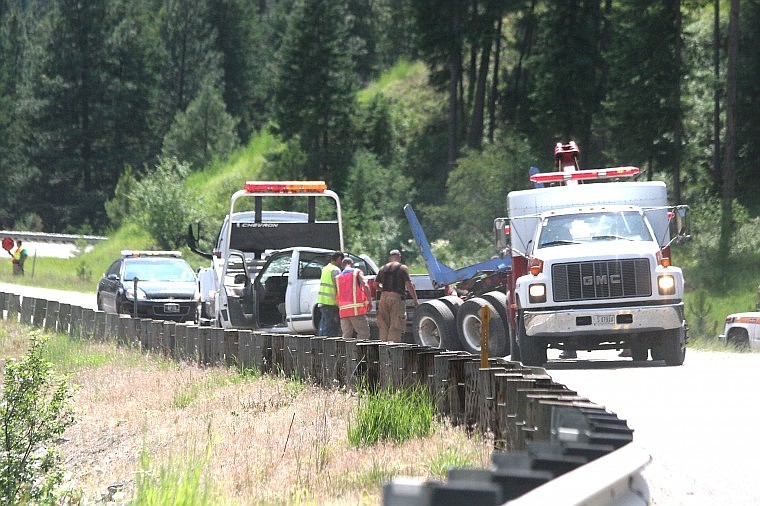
[0, 321, 491, 504]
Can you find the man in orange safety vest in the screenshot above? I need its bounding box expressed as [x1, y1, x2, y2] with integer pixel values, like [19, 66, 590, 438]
[336, 257, 371, 339]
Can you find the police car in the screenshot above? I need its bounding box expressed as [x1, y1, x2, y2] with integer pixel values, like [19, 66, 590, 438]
[96, 250, 199, 322]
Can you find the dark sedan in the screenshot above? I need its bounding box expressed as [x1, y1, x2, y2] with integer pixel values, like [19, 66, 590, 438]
[96, 251, 198, 321]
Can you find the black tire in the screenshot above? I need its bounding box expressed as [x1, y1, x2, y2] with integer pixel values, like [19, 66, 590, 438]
[96, 294, 104, 311]
[439, 295, 464, 315]
[651, 327, 686, 366]
[631, 345, 648, 362]
[726, 328, 749, 351]
[413, 300, 460, 350]
[516, 311, 546, 366]
[456, 297, 507, 356]
[482, 291, 510, 356]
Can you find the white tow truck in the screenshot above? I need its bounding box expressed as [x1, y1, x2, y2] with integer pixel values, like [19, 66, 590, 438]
[408, 142, 690, 366]
[188, 181, 370, 332]
[188, 180, 438, 335]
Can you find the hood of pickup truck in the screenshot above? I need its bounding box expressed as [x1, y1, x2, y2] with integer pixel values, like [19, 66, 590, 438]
[535, 240, 658, 263]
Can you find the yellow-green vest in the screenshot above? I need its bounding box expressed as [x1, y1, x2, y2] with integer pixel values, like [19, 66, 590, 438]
[317, 263, 340, 305]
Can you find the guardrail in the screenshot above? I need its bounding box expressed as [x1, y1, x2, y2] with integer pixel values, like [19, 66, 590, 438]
[0, 230, 107, 244]
[0, 290, 649, 505]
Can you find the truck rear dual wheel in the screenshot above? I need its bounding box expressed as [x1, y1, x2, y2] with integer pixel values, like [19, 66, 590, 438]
[651, 327, 686, 366]
[413, 300, 460, 350]
[457, 297, 508, 356]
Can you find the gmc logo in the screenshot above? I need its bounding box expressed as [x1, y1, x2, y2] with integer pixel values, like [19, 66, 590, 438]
[583, 274, 621, 286]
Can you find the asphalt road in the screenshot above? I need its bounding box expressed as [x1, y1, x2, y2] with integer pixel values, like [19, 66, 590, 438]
[546, 349, 760, 505]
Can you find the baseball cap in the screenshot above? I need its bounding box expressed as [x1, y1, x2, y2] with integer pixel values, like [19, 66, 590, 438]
[389, 249, 401, 257]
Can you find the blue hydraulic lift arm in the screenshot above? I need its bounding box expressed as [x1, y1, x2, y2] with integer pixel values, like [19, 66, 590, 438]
[404, 204, 511, 288]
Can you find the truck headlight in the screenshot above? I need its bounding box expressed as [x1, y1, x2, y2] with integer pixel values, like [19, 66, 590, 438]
[657, 275, 675, 295]
[529, 283, 546, 303]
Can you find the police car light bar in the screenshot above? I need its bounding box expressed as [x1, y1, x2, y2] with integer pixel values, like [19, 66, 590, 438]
[121, 250, 182, 258]
[243, 181, 328, 193]
[529, 166, 640, 184]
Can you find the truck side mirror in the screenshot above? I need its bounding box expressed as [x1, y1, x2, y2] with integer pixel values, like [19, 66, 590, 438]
[671, 205, 690, 244]
[234, 273, 247, 285]
[494, 217, 510, 250]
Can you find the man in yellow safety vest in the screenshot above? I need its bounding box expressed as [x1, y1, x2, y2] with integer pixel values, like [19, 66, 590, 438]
[10, 240, 28, 276]
[316, 251, 344, 336]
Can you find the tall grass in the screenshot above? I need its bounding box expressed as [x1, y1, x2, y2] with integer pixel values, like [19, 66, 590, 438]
[132, 447, 223, 506]
[348, 385, 434, 447]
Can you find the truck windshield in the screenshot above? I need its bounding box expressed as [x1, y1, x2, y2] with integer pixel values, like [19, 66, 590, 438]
[538, 211, 652, 248]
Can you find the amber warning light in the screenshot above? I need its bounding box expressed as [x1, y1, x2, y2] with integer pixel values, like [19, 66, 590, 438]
[244, 181, 327, 193]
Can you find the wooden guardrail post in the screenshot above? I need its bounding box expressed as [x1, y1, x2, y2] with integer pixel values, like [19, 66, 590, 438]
[250, 332, 268, 373]
[80, 308, 94, 339]
[105, 313, 120, 342]
[7, 293, 20, 323]
[294, 335, 310, 382]
[117, 315, 131, 346]
[33, 298, 47, 328]
[44, 301, 59, 332]
[173, 323, 188, 360]
[0, 292, 7, 320]
[224, 329, 239, 368]
[162, 322, 177, 357]
[282, 335, 297, 377]
[69, 305, 83, 337]
[186, 325, 200, 363]
[20, 296, 34, 325]
[236, 329, 253, 370]
[57, 303, 72, 335]
[93, 311, 106, 340]
[310, 336, 326, 386]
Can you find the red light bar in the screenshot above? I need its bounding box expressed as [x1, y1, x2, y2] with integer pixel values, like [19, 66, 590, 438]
[243, 181, 327, 193]
[530, 166, 639, 184]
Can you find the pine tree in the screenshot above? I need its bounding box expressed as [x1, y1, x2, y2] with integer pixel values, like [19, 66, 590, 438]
[273, 0, 357, 188]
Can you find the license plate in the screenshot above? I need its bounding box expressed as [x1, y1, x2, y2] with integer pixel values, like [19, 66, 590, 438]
[164, 303, 180, 313]
[593, 314, 615, 325]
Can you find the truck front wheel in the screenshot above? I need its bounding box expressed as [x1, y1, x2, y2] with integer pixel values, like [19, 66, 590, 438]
[413, 300, 460, 350]
[516, 311, 546, 366]
[651, 327, 686, 366]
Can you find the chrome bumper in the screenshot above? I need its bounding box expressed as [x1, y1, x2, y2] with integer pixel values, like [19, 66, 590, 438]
[524, 303, 684, 338]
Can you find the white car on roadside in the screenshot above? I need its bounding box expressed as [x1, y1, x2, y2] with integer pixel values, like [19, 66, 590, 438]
[719, 311, 760, 351]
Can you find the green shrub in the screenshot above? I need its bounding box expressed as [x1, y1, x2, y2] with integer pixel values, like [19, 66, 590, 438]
[128, 157, 205, 250]
[348, 386, 434, 447]
[0, 333, 75, 504]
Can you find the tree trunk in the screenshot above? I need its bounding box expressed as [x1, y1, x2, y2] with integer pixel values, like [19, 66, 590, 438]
[712, 0, 721, 192]
[488, 16, 502, 143]
[447, 1, 462, 167]
[467, 17, 494, 150]
[673, 0, 682, 205]
[719, 0, 739, 260]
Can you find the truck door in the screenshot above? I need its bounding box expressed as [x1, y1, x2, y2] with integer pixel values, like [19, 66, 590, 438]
[218, 250, 255, 329]
[253, 251, 293, 328]
[287, 251, 330, 333]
